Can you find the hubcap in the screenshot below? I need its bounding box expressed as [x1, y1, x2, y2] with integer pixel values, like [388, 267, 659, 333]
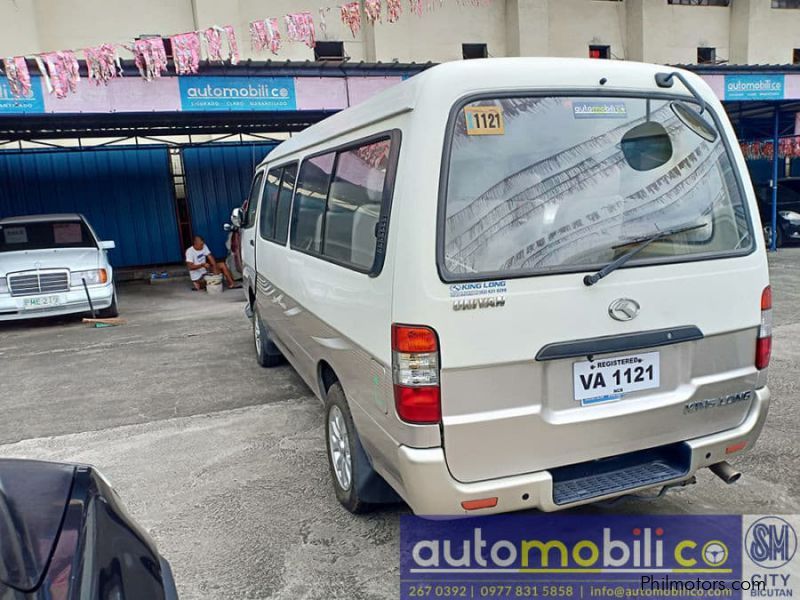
[328, 405, 352, 491]
[254, 316, 262, 355]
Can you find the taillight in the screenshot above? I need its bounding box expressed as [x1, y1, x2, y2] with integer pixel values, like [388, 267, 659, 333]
[756, 285, 772, 370]
[392, 324, 441, 424]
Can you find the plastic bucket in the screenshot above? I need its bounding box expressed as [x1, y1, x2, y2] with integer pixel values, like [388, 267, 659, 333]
[205, 273, 224, 294]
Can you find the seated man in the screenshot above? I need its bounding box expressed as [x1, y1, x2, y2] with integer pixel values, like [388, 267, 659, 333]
[185, 235, 240, 290]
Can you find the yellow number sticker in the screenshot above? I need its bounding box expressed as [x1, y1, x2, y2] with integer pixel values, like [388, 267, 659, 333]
[464, 106, 505, 136]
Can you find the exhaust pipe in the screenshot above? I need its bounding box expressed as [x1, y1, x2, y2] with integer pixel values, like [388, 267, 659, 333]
[709, 461, 742, 485]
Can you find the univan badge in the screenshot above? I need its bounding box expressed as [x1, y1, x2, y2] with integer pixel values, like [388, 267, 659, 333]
[450, 280, 507, 311]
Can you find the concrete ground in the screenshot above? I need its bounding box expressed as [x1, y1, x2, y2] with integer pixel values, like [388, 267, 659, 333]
[1, 252, 799, 599]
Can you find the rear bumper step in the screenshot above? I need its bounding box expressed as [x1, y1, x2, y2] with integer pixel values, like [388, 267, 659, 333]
[550, 443, 691, 505]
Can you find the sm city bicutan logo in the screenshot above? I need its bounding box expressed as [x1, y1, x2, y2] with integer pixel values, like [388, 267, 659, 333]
[745, 516, 798, 569]
[409, 527, 732, 574]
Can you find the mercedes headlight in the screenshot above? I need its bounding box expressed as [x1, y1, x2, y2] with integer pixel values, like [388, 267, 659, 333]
[779, 210, 800, 224]
[70, 269, 108, 287]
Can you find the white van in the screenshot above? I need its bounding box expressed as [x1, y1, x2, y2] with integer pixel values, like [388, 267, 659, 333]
[237, 58, 771, 515]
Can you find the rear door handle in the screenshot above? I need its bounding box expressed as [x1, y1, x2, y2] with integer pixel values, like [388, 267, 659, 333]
[249, 240, 254, 247]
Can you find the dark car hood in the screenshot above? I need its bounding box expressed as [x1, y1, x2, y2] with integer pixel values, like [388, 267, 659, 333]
[0, 459, 74, 592]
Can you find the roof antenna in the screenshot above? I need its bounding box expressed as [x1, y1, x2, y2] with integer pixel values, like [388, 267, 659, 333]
[655, 71, 707, 114]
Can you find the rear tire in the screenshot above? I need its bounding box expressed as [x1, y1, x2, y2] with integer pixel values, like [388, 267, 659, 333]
[96, 287, 119, 318]
[325, 382, 400, 513]
[253, 306, 283, 368]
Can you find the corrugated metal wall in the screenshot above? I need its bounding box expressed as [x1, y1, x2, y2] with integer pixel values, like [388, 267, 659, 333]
[183, 142, 276, 258]
[0, 147, 180, 267]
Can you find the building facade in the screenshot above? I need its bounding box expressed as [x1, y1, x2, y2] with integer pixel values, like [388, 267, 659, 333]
[2, 0, 800, 66]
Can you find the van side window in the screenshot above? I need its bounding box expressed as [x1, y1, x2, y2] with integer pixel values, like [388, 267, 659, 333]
[292, 153, 335, 253]
[259, 169, 281, 240]
[323, 139, 391, 269]
[274, 164, 297, 245]
[244, 171, 264, 228]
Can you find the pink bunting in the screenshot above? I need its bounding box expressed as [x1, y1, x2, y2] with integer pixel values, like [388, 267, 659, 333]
[171, 31, 202, 75]
[365, 0, 382, 24]
[223, 25, 240, 65]
[250, 18, 281, 55]
[387, 0, 402, 22]
[285, 12, 316, 48]
[84, 44, 120, 85]
[134, 37, 168, 80]
[2, 56, 32, 98]
[40, 51, 80, 98]
[340, 2, 362, 38]
[203, 27, 224, 62]
[409, 0, 424, 16]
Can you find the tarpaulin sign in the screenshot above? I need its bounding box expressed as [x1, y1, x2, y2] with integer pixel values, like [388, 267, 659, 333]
[401, 514, 800, 599]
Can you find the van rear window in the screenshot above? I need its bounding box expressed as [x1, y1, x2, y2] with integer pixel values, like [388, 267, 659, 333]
[441, 96, 754, 279]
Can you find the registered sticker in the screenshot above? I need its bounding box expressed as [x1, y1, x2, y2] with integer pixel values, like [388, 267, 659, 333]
[464, 106, 505, 135]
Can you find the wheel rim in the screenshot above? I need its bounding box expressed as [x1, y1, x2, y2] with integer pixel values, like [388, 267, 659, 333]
[253, 316, 262, 355]
[328, 405, 352, 491]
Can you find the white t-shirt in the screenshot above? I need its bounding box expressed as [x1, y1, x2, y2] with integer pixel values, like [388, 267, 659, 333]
[185, 244, 211, 281]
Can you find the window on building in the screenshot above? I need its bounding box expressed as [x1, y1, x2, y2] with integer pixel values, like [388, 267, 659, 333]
[292, 153, 335, 254]
[697, 47, 716, 64]
[668, 0, 730, 6]
[244, 171, 265, 229]
[291, 136, 397, 272]
[773, 0, 800, 7]
[589, 45, 611, 59]
[314, 41, 345, 61]
[462, 43, 488, 60]
[793, 49, 800, 64]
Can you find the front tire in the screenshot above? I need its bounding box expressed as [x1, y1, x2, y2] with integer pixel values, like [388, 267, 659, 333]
[764, 223, 783, 248]
[96, 287, 119, 318]
[253, 307, 283, 367]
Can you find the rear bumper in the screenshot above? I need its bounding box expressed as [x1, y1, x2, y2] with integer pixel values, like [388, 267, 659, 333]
[0, 283, 114, 322]
[393, 386, 770, 516]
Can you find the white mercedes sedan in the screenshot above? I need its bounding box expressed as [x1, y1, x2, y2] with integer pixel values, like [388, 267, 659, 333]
[0, 214, 118, 322]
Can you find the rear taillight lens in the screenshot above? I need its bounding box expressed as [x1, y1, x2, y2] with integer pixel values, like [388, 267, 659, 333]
[756, 285, 772, 370]
[392, 324, 441, 424]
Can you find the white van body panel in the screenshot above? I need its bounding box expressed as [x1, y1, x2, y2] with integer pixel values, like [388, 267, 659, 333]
[246, 58, 770, 514]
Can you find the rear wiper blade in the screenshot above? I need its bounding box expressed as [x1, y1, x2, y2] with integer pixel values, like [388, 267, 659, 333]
[583, 222, 708, 287]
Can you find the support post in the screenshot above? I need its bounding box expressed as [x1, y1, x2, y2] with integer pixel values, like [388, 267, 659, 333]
[771, 108, 780, 252]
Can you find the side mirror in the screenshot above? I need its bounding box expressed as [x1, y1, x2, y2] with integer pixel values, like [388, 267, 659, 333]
[223, 223, 233, 232]
[231, 207, 244, 229]
[99, 240, 116, 250]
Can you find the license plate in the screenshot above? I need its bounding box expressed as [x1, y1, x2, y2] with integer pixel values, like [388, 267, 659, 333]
[23, 295, 61, 309]
[573, 351, 660, 405]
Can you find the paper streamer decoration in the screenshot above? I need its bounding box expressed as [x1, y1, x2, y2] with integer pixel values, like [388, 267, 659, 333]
[224, 25, 240, 64]
[318, 7, 332, 38]
[2, 56, 32, 98]
[204, 27, 224, 62]
[387, 0, 402, 22]
[40, 51, 81, 98]
[84, 44, 120, 84]
[171, 31, 202, 75]
[285, 12, 316, 48]
[251, 18, 281, 54]
[365, 0, 382, 24]
[340, 2, 362, 37]
[133, 37, 168, 81]
[409, 0, 424, 16]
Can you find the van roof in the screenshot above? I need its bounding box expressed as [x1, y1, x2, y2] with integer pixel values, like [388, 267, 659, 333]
[262, 57, 700, 165]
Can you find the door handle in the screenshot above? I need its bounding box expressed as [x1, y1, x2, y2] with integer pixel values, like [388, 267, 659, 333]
[249, 240, 254, 247]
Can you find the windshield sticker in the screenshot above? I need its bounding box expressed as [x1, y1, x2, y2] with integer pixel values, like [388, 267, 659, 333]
[53, 223, 82, 244]
[464, 106, 505, 136]
[572, 101, 627, 119]
[2, 226, 27, 245]
[450, 280, 507, 311]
